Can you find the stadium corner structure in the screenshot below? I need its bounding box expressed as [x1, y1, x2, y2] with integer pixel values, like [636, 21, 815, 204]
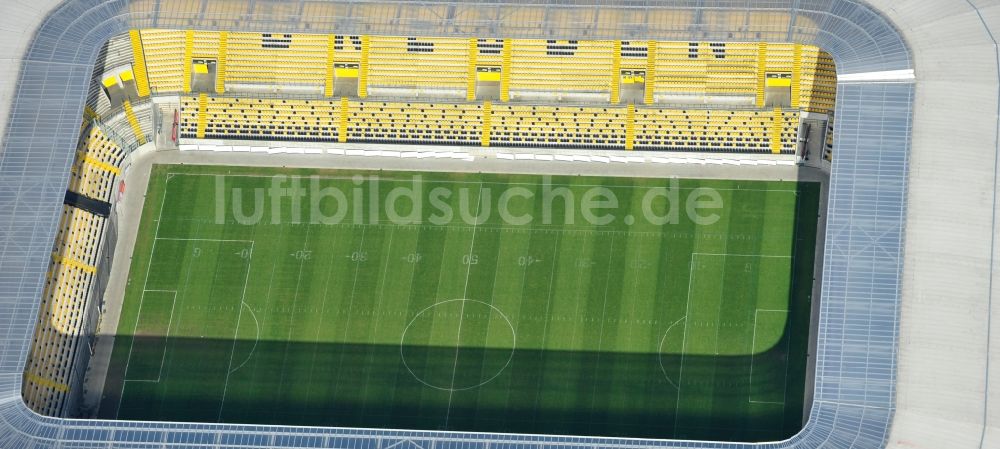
[0, 1, 998, 449]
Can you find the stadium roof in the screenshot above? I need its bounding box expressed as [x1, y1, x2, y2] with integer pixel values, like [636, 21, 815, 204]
[0, 1, 995, 448]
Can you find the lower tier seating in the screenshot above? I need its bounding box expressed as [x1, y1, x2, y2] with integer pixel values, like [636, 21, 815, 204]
[23, 205, 106, 416]
[179, 95, 801, 154]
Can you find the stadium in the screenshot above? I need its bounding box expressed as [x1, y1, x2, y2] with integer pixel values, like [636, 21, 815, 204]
[0, 0, 994, 448]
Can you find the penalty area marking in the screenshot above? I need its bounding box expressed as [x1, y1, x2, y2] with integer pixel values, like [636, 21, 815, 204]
[673, 253, 794, 429]
[117, 177, 170, 419]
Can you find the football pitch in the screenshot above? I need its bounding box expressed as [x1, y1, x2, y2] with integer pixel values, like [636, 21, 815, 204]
[99, 164, 820, 442]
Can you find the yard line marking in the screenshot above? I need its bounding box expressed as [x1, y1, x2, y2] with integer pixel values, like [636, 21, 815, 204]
[444, 182, 484, 427]
[357, 227, 395, 419]
[530, 233, 561, 414]
[117, 173, 172, 419]
[470, 225, 506, 398]
[711, 253, 732, 356]
[216, 239, 255, 421]
[301, 225, 341, 403]
[272, 226, 312, 411]
[625, 253, 643, 364]
[587, 235, 616, 412]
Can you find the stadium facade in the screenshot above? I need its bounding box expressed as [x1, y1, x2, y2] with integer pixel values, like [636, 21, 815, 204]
[0, 0, 994, 448]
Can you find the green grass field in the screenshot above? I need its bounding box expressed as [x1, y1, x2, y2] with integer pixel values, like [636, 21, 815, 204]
[99, 164, 819, 442]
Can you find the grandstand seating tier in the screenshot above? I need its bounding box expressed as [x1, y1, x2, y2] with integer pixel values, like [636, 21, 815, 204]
[135, 29, 834, 109]
[178, 95, 800, 153]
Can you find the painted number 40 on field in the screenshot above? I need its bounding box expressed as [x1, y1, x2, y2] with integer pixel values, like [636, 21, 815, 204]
[518, 256, 542, 267]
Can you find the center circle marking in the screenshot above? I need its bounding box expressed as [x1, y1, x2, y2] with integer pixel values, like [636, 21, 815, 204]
[400, 299, 516, 391]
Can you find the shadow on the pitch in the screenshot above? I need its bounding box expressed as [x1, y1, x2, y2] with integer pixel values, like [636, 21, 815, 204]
[83, 182, 821, 443]
[94, 327, 804, 442]
[88, 182, 820, 443]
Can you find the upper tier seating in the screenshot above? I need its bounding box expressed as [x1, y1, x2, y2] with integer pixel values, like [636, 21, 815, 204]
[652, 42, 759, 97]
[136, 29, 835, 109]
[138, 29, 186, 93]
[226, 32, 328, 86]
[508, 39, 615, 95]
[367, 36, 469, 93]
[799, 47, 837, 115]
[68, 127, 125, 202]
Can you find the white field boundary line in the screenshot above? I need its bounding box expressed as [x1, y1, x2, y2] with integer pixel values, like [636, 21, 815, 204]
[168, 171, 801, 194]
[121, 290, 178, 383]
[444, 182, 484, 427]
[749, 309, 790, 406]
[179, 140, 799, 166]
[691, 252, 792, 259]
[216, 239, 256, 421]
[116, 173, 172, 419]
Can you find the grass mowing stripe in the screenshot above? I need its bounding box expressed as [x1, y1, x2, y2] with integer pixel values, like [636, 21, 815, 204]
[99, 164, 820, 442]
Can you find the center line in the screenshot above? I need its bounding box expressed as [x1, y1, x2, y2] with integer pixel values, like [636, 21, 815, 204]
[444, 183, 484, 427]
